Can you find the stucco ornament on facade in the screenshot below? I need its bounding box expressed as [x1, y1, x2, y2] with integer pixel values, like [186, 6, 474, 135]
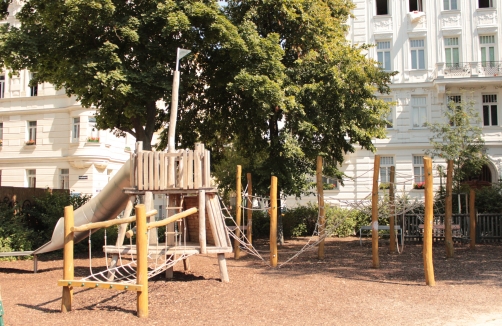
[477, 12, 498, 25]
[374, 18, 392, 31]
[442, 15, 461, 28]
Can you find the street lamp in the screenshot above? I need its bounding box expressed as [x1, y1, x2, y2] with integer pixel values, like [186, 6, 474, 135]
[168, 48, 191, 154]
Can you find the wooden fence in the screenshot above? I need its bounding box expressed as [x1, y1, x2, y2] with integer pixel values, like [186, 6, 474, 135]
[130, 143, 211, 191]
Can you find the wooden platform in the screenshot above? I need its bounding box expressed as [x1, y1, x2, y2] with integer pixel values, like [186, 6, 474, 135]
[103, 243, 232, 256]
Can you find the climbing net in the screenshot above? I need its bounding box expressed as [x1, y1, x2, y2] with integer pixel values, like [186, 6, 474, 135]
[81, 211, 196, 284]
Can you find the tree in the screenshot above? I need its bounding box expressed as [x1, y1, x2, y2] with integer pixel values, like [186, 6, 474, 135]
[174, 0, 394, 199]
[426, 96, 488, 192]
[0, 0, 245, 150]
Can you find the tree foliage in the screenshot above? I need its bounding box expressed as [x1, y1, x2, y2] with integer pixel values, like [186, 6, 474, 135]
[426, 96, 488, 191]
[174, 0, 394, 197]
[0, 0, 244, 150]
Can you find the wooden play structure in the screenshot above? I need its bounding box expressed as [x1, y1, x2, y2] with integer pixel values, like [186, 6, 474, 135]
[58, 142, 233, 317]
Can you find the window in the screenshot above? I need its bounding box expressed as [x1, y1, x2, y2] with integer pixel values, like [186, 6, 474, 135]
[382, 97, 394, 128]
[444, 0, 458, 10]
[409, 0, 423, 11]
[479, 0, 493, 8]
[482, 94, 498, 126]
[322, 176, 338, 190]
[27, 121, 37, 144]
[380, 156, 395, 183]
[72, 117, 80, 142]
[376, 41, 391, 71]
[0, 75, 5, 99]
[88, 116, 99, 141]
[447, 95, 462, 126]
[0, 122, 3, 143]
[27, 169, 36, 188]
[413, 156, 425, 183]
[480, 35, 495, 67]
[60, 169, 69, 189]
[29, 73, 38, 97]
[411, 97, 427, 128]
[376, 0, 389, 15]
[445, 37, 460, 68]
[410, 39, 425, 70]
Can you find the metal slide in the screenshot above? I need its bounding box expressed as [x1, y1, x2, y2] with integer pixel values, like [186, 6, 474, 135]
[33, 160, 131, 254]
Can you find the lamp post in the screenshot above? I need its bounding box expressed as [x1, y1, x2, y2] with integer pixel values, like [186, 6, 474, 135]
[168, 48, 191, 153]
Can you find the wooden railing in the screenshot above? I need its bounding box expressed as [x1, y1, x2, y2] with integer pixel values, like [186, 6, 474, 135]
[130, 142, 211, 191]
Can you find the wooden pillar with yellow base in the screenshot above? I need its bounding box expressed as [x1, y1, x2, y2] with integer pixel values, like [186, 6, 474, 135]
[61, 205, 74, 313]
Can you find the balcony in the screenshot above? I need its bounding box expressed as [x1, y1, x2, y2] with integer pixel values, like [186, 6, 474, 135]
[435, 62, 502, 79]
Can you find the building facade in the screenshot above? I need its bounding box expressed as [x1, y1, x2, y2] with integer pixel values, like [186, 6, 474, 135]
[287, 0, 502, 207]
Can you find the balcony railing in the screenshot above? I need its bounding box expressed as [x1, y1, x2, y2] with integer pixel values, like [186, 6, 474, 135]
[436, 61, 502, 79]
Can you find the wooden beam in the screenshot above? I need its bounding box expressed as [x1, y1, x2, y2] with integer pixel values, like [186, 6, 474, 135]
[146, 207, 197, 230]
[234, 165, 242, 259]
[61, 205, 74, 313]
[71, 210, 158, 232]
[58, 280, 142, 292]
[423, 156, 435, 286]
[316, 156, 325, 260]
[270, 176, 278, 267]
[135, 204, 148, 318]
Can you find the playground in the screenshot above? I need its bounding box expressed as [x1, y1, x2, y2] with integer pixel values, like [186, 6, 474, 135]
[0, 237, 501, 325]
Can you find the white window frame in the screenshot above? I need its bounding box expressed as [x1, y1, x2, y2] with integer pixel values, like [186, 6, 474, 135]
[410, 39, 426, 70]
[445, 37, 460, 68]
[72, 117, 80, 142]
[382, 97, 394, 129]
[443, 0, 458, 10]
[60, 169, 69, 189]
[27, 121, 37, 144]
[480, 35, 496, 67]
[380, 156, 395, 183]
[411, 97, 427, 128]
[413, 156, 425, 184]
[447, 95, 462, 126]
[376, 0, 390, 15]
[29, 73, 38, 97]
[478, 0, 493, 9]
[88, 116, 99, 142]
[27, 169, 36, 188]
[409, 0, 423, 12]
[322, 176, 339, 190]
[376, 41, 391, 71]
[482, 94, 498, 126]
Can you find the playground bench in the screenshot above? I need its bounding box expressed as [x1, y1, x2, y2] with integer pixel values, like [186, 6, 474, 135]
[0, 251, 38, 272]
[359, 225, 402, 246]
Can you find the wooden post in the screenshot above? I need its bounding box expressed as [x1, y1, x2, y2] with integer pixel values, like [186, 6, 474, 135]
[423, 156, 435, 286]
[316, 156, 326, 259]
[445, 160, 454, 258]
[199, 190, 207, 254]
[246, 173, 253, 246]
[269, 176, 278, 267]
[136, 204, 148, 318]
[470, 188, 476, 249]
[61, 205, 74, 313]
[371, 155, 380, 268]
[234, 165, 242, 259]
[389, 166, 396, 253]
[165, 195, 178, 278]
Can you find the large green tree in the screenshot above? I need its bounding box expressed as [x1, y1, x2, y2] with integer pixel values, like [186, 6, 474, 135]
[0, 0, 245, 150]
[175, 0, 394, 197]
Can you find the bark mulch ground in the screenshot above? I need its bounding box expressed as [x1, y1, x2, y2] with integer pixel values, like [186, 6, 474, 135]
[0, 237, 501, 325]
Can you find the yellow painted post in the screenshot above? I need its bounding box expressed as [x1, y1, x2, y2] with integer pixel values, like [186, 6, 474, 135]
[61, 205, 74, 313]
[423, 156, 435, 286]
[234, 165, 242, 259]
[470, 189, 476, 249]
[389, 166, 396, 253]
[269, 176, 278, 267]
[136, 204, 148, 318]
[372, 155, 380, 268]
[445, 160, 454, 258]
[246, 173, 253, 246]
[316, 156, 325, 260]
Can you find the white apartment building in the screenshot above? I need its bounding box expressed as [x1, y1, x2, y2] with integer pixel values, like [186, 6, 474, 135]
[287, 0, 502, 207]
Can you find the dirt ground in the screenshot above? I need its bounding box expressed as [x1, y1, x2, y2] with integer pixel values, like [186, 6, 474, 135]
[0, 237, 501, 326]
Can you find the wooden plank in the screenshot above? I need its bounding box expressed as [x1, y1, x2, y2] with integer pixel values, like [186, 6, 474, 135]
[137, 152, 144, 191]
[205, 150, 211, 187]
[194, 143, 202, 188]
[154, 151, 160, 190]
[148, 152, 154, 191]
[206, 195, 221, 247]
[146, 207, 197, 230]
[178, 151, 185, 189]
[143, 152, 149, 190]
[187, 150, 194, 189]
[199, 190, 207, 254]
[129, 153, 135, 188]
[160, 152, 166, 190]
[58, 280, 143, 292]
[212, 196, 230, 248]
